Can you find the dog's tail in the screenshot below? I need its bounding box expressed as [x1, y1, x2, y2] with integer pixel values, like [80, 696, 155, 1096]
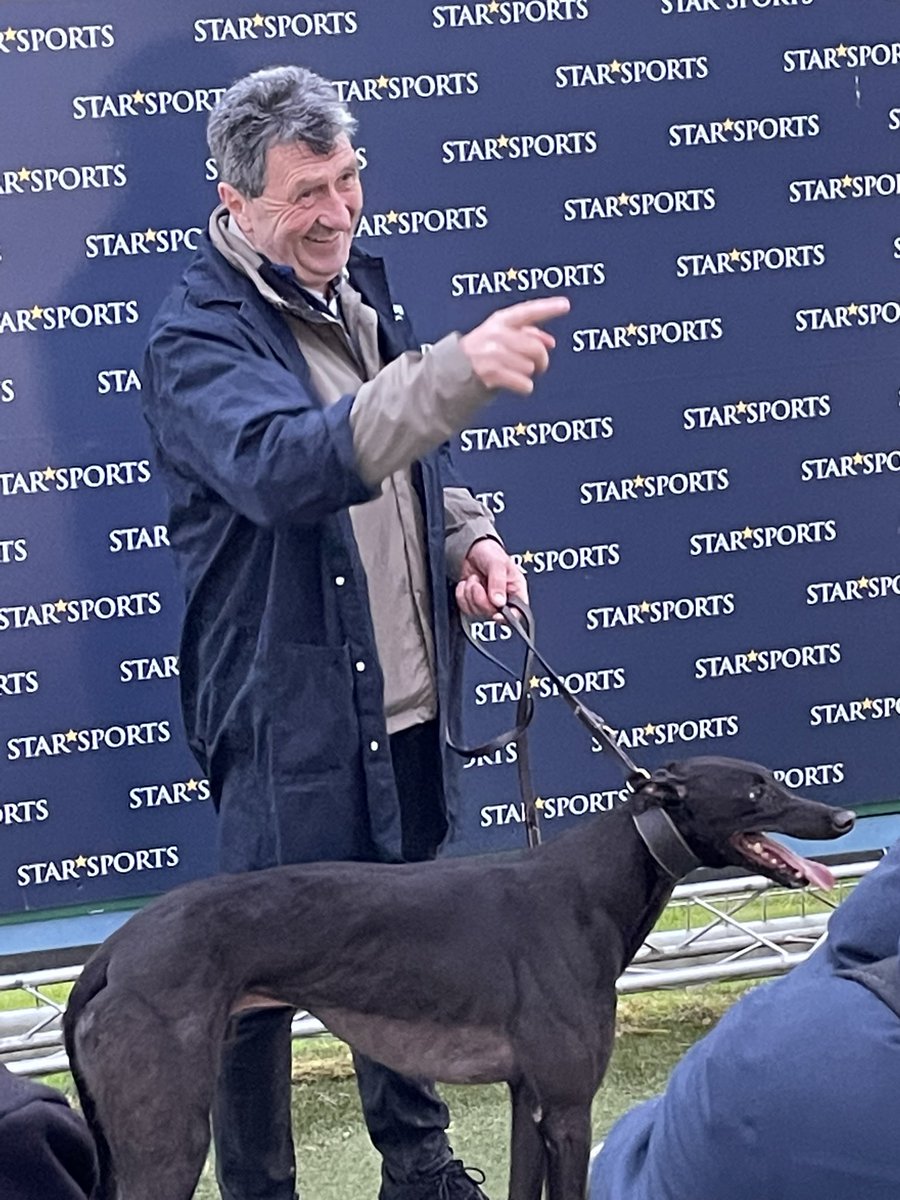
[63, 951, 117, 1200]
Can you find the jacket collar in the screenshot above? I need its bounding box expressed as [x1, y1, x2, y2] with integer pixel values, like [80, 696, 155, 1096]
[184, 209, 412, 367]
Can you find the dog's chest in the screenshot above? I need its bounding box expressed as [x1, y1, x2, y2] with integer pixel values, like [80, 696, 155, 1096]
[312, 1005, 516, 1084]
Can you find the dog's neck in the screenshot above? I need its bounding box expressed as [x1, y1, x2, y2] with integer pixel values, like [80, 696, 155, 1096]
[545, 801, 691, 975]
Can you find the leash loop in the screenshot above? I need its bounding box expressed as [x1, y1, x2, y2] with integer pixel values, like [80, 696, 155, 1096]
[447, 597, 651, 848]
[498, 600, 650, 785]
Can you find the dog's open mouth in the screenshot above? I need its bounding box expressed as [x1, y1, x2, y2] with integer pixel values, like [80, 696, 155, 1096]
[730, 832, 835, 889]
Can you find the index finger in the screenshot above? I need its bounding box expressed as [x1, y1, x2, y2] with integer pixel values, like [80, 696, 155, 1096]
[496, 296, 571, 328]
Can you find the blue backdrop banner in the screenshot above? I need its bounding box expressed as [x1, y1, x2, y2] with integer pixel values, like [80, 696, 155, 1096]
[2, 0, 900, 915]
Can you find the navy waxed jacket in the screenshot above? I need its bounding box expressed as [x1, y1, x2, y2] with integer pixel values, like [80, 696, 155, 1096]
[590, 838, 900, 1200]
[142, 235, 466, 872]
[0, 1065, 96, 1200]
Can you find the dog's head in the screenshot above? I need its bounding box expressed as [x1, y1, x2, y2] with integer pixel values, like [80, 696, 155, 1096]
[631, 755, 854, 888]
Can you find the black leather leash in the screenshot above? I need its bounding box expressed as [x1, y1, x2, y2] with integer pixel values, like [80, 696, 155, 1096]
[447, 597, 652, 850]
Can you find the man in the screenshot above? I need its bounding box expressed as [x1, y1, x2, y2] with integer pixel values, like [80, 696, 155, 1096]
[142, 65, 568, 1200]
[589, 841, 900, 1200]
[0, 1063, 97, 1200]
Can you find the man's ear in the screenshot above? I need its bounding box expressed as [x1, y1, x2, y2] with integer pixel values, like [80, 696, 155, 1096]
[218, 181, 250, 231]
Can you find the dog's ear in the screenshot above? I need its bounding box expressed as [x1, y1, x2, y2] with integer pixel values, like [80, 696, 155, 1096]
[646, 766, 688, 803]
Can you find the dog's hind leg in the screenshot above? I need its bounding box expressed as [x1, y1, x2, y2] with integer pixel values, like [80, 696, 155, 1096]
[539, 1103, 591, 1200]
[508, 1081, 546, 1200]
[75, 988, 222, 1200]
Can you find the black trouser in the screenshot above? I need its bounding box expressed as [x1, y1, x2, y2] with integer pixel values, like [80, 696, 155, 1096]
[212, 721, 452, 1200]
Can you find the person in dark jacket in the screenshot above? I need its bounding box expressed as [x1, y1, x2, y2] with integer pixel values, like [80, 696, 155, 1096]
[0, 1063, 97, 1200]
[142, 64, 568, 1200]
[589, 838, 900, 1200]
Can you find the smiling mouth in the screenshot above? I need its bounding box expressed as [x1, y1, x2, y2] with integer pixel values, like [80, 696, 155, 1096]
[730, 831, 835, 889]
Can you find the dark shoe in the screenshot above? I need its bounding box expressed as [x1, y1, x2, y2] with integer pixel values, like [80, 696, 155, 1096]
[388, 1159, 490, 1200]
[434, 1161, 489, 1200]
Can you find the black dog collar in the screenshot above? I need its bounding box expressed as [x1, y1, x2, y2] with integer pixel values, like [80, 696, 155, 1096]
[631, 806, 701, 880]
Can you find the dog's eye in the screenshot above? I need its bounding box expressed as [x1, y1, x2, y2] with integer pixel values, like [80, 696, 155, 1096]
[748, 787, 761, 801]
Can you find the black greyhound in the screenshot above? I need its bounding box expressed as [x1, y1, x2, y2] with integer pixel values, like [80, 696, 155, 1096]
[63, 756, 853, 1200]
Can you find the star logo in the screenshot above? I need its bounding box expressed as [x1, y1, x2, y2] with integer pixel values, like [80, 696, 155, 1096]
[836, 43, 848, 57]
[535, 797, 545, 809]
[514, 421, 527, 436]
[55, 598, 67, 612]
[625, 323, 638, 337]
[861, 696, 874, 710]
[375, 74, 390, 89]
[132, 89, 146, 104]
[44, 466, 56, 479]
[386, 209, 399, 223]
[66, 729, 78, 742]
[729, 248, 741, 261]
[741, 526, 754, 540]
[4, 27, 16, 41]
[643, 722, 656, 736]
[857, 575, 871, 589]
[633, 474, 646, 487]
[488, 0, 500, 11]
[736, 401, 748, 414]
[29, 304, 44, 320]
[497, 133, 509, 148]
[74, 855, 88, 869]
[610, 59, 622, 73]
[617, 191, 631, 206]
[17, 167, 31, 182]
[186, 778, 198, 791]
[522, 550, 534, 563]
[506, 267, 519, 280]
[852, 451, 864, 464]
[252, 12, 265, 25]
[528, 675, 541, 690]
[746, 649, 759, 662]
[144, 227, 157, 241]
[639, 600, 651, 613]
[840, 174, 854, 189]
[847, 303, 859, 316]
[723, 117, 735, 131]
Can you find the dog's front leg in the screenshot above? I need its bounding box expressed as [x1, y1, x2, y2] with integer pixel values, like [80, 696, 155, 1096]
[508, 1081, 546, 1200]
[539, 1103, 591, 1200]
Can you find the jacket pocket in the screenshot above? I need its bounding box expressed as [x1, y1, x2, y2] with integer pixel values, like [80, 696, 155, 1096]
[262, 642, 360, 776]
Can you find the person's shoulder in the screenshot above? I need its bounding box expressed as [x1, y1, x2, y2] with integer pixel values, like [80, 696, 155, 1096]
[148, 236, 266, 342]
[0, 1065, 70, 1120]
[157, 234, 246, 314]
[0, 1067, 97, 1199]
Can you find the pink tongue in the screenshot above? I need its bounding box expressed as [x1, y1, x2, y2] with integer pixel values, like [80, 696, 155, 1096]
[760, 835, 835, 889]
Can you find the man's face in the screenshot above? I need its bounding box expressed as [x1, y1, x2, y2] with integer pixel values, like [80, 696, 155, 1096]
[220, 135, 362, 291]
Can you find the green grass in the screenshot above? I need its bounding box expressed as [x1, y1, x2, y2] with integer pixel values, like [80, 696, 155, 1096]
[33, 981, 754, 1199]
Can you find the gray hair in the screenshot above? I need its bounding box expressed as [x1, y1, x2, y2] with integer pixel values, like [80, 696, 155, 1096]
[207, 65, 357, 198]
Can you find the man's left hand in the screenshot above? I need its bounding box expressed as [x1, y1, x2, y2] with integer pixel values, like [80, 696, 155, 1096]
[455, 538, 528, 619]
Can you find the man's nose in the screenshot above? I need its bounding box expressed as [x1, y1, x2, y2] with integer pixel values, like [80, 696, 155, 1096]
[315, 188, 354, 230]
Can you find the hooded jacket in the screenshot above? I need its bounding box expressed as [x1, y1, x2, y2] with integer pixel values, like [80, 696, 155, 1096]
[0, 1065, 96, 1200]
[142, 235, 475, 871]
[590, 839, 900, 1200]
